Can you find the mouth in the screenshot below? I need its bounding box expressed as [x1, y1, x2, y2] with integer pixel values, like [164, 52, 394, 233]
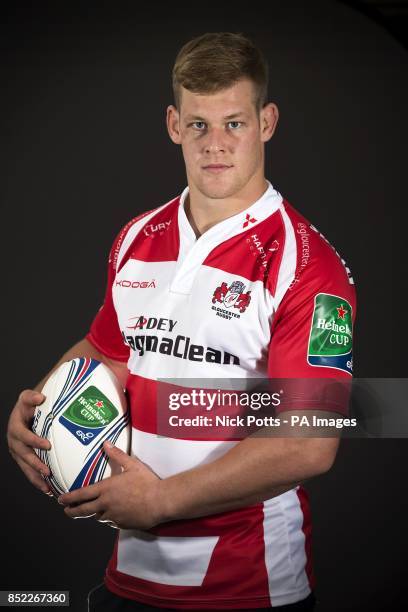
[202, 164, 233, 174]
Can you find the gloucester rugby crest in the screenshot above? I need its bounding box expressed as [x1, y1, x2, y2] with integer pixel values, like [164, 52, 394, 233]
[212, 281, 251, 319]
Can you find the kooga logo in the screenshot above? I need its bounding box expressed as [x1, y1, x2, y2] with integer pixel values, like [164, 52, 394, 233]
[115, 279, 156, 289]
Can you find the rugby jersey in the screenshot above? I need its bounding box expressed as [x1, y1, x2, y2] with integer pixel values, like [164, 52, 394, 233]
[86, 180, 356, 609]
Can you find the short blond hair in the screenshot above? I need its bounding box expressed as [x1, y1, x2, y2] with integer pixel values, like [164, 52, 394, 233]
[172, 32, 269, 113]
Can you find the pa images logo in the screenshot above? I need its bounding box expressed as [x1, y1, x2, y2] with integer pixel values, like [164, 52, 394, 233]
[211, 280, 251, 320]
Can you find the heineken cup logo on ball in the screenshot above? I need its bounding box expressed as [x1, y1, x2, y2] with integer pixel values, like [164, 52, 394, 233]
[59, 386, 119, 446]
[308, 293, 353, 375]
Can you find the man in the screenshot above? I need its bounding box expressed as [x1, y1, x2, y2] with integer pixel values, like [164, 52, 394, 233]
[7, 32, 356, 611]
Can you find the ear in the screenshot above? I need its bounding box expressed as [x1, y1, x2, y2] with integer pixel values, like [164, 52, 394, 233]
[166, 105, 182, 144]
[260, 102, 279, 143]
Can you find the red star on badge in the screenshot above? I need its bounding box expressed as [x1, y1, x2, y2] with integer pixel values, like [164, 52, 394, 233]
[243, 213, 257, 228]
[95, 400, 104, 408]
[336, 304, 348, 320]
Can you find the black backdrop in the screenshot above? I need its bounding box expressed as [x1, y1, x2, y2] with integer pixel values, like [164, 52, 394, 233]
[1, 1, 407, 610]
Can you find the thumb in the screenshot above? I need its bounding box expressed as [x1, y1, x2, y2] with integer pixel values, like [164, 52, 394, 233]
[103, 440, 131, 474]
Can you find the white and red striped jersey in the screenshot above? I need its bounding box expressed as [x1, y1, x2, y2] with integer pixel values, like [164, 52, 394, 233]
[86, 180, 356, 609]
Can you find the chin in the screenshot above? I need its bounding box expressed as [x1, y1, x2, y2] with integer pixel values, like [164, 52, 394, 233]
[201, 186, 238, 200]
[197, 178, 242, 200]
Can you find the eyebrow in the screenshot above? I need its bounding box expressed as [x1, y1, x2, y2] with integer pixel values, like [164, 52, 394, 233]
[184, 112, 247, 121]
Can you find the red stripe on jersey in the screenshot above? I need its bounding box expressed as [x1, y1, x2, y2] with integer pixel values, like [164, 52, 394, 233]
[118, 198, 180, 270]
[127, 374, 157, 434]
[128, 375, 257, 441]
[105, 504, 272, 609]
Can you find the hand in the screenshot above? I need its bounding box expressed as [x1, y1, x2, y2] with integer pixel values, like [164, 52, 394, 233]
[7, 390, 52, 494]
[58, 441, 164, 530]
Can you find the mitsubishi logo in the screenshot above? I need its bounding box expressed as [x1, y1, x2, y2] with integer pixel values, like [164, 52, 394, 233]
[243, 213, 257, 228]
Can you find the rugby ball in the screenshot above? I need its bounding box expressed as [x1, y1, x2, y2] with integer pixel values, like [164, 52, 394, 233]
[32, 357, 130, 496]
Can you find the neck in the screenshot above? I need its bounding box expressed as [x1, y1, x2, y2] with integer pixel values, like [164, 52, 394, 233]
[184, 176, 269, 237]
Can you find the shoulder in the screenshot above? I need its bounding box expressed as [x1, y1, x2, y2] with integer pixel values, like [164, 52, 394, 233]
[108, 194, 181, 272]
[269, 198, 356, 313]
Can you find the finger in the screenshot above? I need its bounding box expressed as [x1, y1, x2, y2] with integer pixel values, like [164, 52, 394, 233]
[104, 441, 130, 473]
[10, 426, 51, 451]
[18, 392, 46, 423]
[10, 441, 51, 475]
[12, 453, 51, 494]
[18, 445, 51, 476]
[64, 499, 102, 519]
[19, 390, 46, 409]
[11, 453, 51, 482]
[108, 454, 124, 477]
[58, 481, 102, 506]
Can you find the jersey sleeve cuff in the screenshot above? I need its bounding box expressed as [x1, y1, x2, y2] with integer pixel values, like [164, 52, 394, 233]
[85, 331, 129, 363]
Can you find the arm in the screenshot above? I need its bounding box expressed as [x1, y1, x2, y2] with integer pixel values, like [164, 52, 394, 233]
[158, 411, 339, 521]
[59, 409, 340, 529]
[7, 337, 128, 494]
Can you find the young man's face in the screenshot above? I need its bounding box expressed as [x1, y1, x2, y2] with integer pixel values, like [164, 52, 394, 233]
[166, 79, 278, 201]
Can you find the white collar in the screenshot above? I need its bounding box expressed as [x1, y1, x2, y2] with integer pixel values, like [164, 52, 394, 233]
[169, 180, 283, 295]
[178, 179, 282, 245]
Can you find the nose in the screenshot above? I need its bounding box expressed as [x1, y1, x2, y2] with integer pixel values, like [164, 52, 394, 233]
[204, 128, 227, 154]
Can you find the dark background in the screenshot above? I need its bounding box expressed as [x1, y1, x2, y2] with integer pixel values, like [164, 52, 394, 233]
[1, 1, 407, 610]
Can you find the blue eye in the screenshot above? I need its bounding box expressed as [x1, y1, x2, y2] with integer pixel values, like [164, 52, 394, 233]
[189, 121, 243, 131]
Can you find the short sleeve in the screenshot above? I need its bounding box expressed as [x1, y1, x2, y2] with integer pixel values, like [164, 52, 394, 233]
[268, 239, 357, 415]
[86, 225, 130, 362]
